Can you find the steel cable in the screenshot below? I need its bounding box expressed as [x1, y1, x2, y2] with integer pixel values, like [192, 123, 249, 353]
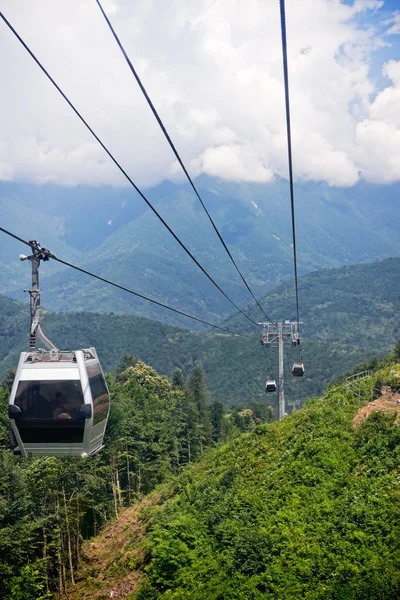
[279, 0, 301, 331]
[0, 11, 261, 330]
[0, 226, 245, 335]
[94, 0, 275, 324]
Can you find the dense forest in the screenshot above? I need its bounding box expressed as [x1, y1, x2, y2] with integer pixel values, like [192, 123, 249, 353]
[224, 256, 400, 345]
[3, 257, 399, 411]
[0, 358, 272, 600]
[0, 293, 377, 410]
[2, 345, 399, 599]
[2, 257, 399, 413]
[67, 344, 400, 600]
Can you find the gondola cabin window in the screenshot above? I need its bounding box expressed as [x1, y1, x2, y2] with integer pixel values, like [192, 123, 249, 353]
[87, 364, 109, 426]
[13, 375, 85, 443]
[14, 379, 84, 418]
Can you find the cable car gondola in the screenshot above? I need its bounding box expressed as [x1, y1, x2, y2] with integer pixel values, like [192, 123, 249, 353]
[9, 347, 109, 457]
[292, 362, 305, 377]
[8, 241, 110, 457]
[266, 379, 277, 393]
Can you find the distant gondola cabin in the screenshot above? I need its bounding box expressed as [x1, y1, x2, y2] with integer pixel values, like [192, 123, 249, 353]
[266, 379, 277, 393]
[292, 362, 305, 377]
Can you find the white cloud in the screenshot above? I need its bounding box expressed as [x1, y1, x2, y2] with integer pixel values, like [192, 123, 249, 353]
[384, 11, 400, 36]
[194, 143, 274, 183]
[0, 0, 399, 188]
[102, 0, 119, 16]
[355, 59, 400, 182]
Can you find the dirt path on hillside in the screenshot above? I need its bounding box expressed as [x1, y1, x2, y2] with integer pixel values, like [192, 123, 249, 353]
[353, 386, 400, 427]
[67, 494, 161, 600]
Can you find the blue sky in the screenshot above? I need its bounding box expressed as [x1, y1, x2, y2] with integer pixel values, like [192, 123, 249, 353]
[338, 1, 399, 90]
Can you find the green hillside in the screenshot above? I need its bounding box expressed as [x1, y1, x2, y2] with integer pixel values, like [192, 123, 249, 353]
[3, 256, 399, 407]
[69, 360, 400, 600]
[0, 293, 374, 409]
[225, 256, 400, 346]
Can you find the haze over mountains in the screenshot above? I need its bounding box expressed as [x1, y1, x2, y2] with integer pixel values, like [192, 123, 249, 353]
[1, 176, 399, 328]
[1, 256, 398, 408]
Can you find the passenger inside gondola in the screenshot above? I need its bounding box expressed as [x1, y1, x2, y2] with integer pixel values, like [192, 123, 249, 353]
[13, 380, 86, 444]
[52, 392, 72, 419]
[15, 381, 84, 419]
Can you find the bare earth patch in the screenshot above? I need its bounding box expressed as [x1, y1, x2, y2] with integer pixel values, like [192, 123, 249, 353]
[353, 386, 400, 428]
[68, 494, 161, 600]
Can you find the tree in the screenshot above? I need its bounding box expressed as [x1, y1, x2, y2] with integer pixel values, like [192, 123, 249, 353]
[1, 368, 16, 393]
[115, 355, 138, 381]
[10, 561, 52, 600]
[210, 401, 224, 442]
[181, 390, 202, 463]
[185, 365, 212, 451]
[172, 368, 184, 389]
[0, 389, 10, 450]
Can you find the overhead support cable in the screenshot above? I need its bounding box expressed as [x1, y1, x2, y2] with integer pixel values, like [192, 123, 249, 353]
[94, 0, 274, 325]
[0, 226, 244, 335]
[0, 11, 261, 330]
[279, 0, 300, 330]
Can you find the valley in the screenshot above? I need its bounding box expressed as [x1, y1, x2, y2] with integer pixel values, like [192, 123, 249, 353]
[1, 177, 399, 328]
[2, 253, 399, 409]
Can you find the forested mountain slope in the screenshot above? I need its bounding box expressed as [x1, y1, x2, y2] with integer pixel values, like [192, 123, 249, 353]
[225, 256, 400, 346]
[2, 256, 399, 406]
[1, 177, 400, 327]
[0, 293, 374, 408]
[2, 360, 263, 600]
[69, 361, 400, 600]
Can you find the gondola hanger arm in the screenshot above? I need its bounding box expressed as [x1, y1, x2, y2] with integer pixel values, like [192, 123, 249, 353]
[21, 240, 58, 352]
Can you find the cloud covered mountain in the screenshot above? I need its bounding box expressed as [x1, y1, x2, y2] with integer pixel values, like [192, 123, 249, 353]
[0, 176, 399, 328]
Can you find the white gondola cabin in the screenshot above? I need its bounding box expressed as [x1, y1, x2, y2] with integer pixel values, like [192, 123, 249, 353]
[8, 347, 110, 457]
[266, 379, 277, 393]
[292, 362, 305, 377]
[8, 241, 110, 457]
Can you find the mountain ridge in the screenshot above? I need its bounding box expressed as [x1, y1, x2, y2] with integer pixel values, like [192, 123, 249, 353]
[224, 255, 400, 345]
[1, 177, 400, 327]
[0, 291, 373, 409]
[3, 258, 400, 408]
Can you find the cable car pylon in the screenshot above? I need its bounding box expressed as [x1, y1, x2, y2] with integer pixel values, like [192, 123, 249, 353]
[260, 321, 303, 420]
